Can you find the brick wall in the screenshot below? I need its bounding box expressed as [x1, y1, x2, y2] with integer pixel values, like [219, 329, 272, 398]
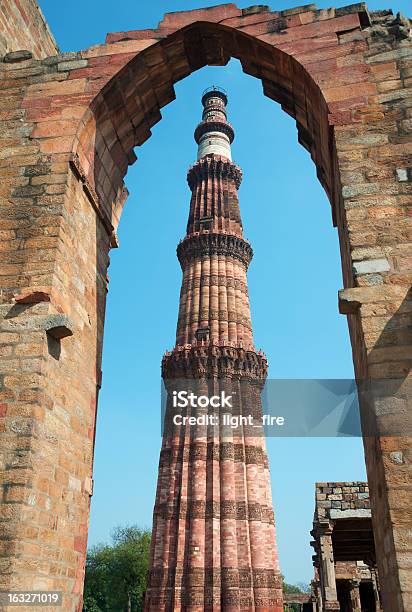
[0, 0, 58, 59]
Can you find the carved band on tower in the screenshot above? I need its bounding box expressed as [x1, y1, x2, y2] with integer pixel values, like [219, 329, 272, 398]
[145, 87, 283, 611]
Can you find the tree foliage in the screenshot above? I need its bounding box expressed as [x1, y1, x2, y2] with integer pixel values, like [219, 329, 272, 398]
[83, 530, 310, 611]
[281, 574, 306, 594]
[281, 576, 312, 612]
[83, 526, 151, 612]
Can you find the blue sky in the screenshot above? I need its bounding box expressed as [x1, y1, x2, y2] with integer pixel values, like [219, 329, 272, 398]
[39, 0, 410, 585]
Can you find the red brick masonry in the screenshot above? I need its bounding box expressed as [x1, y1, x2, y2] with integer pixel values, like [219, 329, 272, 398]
[145, 89, 283, 610]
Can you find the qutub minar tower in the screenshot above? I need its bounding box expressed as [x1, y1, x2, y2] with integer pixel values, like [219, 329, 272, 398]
[145, 88, 283, 611]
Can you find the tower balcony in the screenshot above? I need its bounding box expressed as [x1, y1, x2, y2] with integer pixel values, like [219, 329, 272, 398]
[187, 155, 242, 189]
[176, 232, 253, 269]
[194, 119, 235, 145]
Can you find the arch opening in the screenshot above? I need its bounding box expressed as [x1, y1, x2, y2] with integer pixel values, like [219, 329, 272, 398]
[88, 56, 366, 592]
[75, 21, 346, 266]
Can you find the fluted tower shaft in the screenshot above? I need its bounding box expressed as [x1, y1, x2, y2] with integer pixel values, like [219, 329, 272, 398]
[145, 88, 283, 612]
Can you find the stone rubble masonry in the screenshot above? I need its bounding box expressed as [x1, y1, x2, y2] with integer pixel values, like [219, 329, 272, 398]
[0, 0, 410, 610]
[311, 482, 380, 611]
[314, 481, 371, 521]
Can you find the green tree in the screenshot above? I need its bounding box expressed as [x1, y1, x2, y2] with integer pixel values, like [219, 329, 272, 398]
[281, 577, 312, 612]
[281, 574, 304, 594]
[296, 581, 311, 594]
[83, 526, 151, 612]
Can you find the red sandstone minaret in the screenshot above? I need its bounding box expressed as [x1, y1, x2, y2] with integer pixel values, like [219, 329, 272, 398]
[145, 87, 283, 611]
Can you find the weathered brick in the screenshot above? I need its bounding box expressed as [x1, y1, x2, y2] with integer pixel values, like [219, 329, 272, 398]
[57, 60, 88, 72]
[32, 120, 78, 138]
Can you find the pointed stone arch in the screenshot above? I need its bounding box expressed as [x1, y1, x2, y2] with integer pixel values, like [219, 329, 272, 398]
[76, 20, 336, 216]
[0, 2, 411, 610]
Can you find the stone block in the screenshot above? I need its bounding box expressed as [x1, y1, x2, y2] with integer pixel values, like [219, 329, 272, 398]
[42, 52, 80, 66]
[83, 477, 93, 496]
[57, 59, 88, 72]
[1, 313, 74, 339]
[330, 508, 372, 519]
[3, 51, 33, 63]
[279, 4, 316, 17]
[396, 168, 409, 182]
[353, 258, 390, 275]
[338, 288, 361, 314]
[390, 451, 404, 464]
[242, 5, 270, 17]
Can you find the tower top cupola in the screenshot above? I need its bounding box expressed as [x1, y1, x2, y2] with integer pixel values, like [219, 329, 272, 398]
[194, 85, 234, 161]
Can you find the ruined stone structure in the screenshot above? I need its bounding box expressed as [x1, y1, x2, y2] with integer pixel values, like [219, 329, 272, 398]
[145, 88, 283, 610]
[0, 0, 411, 610]
[311, 483, 381, 611]
[283, 593, 316, 611]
